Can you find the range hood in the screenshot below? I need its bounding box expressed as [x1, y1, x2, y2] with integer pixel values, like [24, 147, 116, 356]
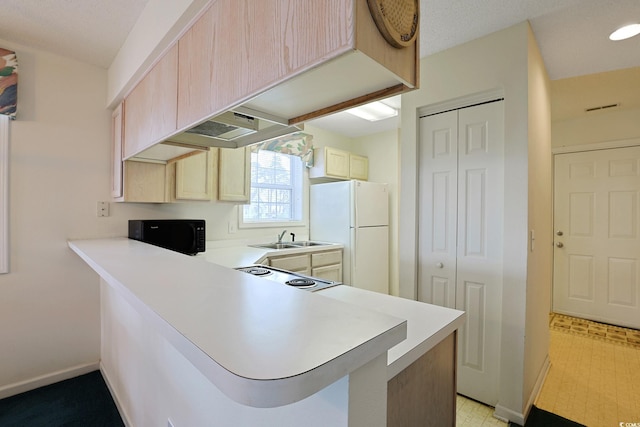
[165, 106, 303, 149]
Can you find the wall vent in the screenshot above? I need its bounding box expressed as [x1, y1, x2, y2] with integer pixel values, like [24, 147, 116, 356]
[585, 103, 619, 112]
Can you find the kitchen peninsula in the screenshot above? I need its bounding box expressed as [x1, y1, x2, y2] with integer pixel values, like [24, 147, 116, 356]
[69, 238, 464, 427]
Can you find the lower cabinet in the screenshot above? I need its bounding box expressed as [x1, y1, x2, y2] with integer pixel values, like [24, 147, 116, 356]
[311, 250, 343, 282]
[268, 253, 311, 275]
[387, 332, 457, 427]
[266, 249, 343, 281]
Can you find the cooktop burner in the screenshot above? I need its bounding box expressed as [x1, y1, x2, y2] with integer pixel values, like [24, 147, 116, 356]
[234, 265, 340, 292]
[237, 266, 272, 276]
[284, 278, 317, 289]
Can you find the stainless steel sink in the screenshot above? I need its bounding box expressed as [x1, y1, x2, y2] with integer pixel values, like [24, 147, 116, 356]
[290, 241, 328, 247]
[250, 243, 298, 250]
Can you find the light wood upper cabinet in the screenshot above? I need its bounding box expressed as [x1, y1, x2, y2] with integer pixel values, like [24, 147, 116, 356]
[218, 148, 250, 203]
[177, 0, 357, 131]
[113, 103, 167, 203]
[122, 161, 166, 203]
[174, 0, 418, 133]
[323, 147, 350, 179]
[123, 43, 178, 159]
[349, 154, 369, 180]
[111, 104, 124, 199]
[174, 150, 215, 201]
[310, 147, 368, 181]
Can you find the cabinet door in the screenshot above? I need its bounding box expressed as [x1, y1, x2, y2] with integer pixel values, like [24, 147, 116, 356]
[123, 161, 166, 203]
[111, 104, 123, 199]
[349, 154, 369, 180]
[218, 148, 250, 202]
[124, 44, 178, 159]
[177, 0, 353, 130]
[325, 147, 350, 179]
[175, 150, 213, 201]
[311, 264, 342, 282]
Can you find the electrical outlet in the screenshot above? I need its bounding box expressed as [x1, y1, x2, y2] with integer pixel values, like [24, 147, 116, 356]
[97, 201, 110, 217]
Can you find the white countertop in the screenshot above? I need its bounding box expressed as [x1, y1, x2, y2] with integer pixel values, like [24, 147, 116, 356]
[68, 237, 405, 408]
[316, 285, 465, 379]
[198, 241, 465, 379]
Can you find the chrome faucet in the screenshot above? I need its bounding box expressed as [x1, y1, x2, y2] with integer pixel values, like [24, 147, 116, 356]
[277, 230, 287, 243]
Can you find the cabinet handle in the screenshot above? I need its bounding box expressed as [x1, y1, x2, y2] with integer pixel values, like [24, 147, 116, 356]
[556, 242, 564, 248]
[436, 262, 444, 268]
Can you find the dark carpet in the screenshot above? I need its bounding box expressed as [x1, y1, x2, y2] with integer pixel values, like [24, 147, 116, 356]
[0, 371, 124, 427]
[509, 405, 586, 427]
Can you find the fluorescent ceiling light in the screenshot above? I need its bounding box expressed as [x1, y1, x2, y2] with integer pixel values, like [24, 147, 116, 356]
[346, 101, 398, 122]
[609, 23, 640, 41]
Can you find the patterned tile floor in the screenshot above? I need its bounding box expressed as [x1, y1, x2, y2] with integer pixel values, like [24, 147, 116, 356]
[456, 314, 640, 426]
[550, 313, 640, 348]
[536, 313, 640, 426]
[456, 395, 507, 427]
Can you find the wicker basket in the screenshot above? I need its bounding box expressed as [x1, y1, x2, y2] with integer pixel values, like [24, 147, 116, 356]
[367, 0, 419, 48]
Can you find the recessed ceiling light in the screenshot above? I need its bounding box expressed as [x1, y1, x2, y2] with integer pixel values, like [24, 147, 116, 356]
[609, 23, 640, 41]
[346, 101, 398, 122]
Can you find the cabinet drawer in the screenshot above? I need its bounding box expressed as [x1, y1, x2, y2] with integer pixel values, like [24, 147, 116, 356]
[269, 254, 311, 272]
[311, 250, 342, 267]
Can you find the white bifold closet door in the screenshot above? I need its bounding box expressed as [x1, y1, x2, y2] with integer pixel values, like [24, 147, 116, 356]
[418, 100, 504, 406]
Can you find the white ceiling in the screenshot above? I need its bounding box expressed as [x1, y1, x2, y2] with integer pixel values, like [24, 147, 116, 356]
[0, 0, 638, 136]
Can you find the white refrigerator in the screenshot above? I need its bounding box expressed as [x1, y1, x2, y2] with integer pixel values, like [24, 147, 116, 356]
[310, 180, 389, 294]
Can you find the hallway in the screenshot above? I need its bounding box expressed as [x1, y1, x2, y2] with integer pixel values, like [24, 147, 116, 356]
[456, 313, 640, 426]
[535, 314, 640, 426]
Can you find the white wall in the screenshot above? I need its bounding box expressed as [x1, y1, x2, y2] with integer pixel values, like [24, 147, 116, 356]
[553, 109, 640, 147]
[523, 26, 553, 415]
[0, 39, 107, 394]
[397, 22, 551, 424]
[0, 38, 307, 396]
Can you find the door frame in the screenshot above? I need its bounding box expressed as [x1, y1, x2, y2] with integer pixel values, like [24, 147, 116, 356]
[551, 137, 640, 314]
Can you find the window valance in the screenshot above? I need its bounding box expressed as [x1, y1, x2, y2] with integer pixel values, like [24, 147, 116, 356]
[0, 48, 18, 119]
[251, 132, 315, 167]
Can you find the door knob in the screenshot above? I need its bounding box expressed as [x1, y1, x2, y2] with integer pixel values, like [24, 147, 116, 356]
[556, 242, 564, 248]
[436, 262, 444, 268]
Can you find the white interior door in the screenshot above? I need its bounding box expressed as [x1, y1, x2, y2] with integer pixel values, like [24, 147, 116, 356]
[418, 100, 504, 406]
[418, 109, 458, 309]
[553, 146, 640, 329]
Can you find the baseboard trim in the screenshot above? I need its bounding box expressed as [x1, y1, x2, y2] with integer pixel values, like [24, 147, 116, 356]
[100, 362, 133, 427]
[527, 355, 550, 413]
[493, 355, 550, 426]
[494, 404, 525, 426]
[0, 361, 99, 400]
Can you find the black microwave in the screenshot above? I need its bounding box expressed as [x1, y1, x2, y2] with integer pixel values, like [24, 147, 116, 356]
[128, 219, 206, 255]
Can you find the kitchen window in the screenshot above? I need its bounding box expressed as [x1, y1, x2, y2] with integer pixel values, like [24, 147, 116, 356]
[241, 150, 303, 226]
